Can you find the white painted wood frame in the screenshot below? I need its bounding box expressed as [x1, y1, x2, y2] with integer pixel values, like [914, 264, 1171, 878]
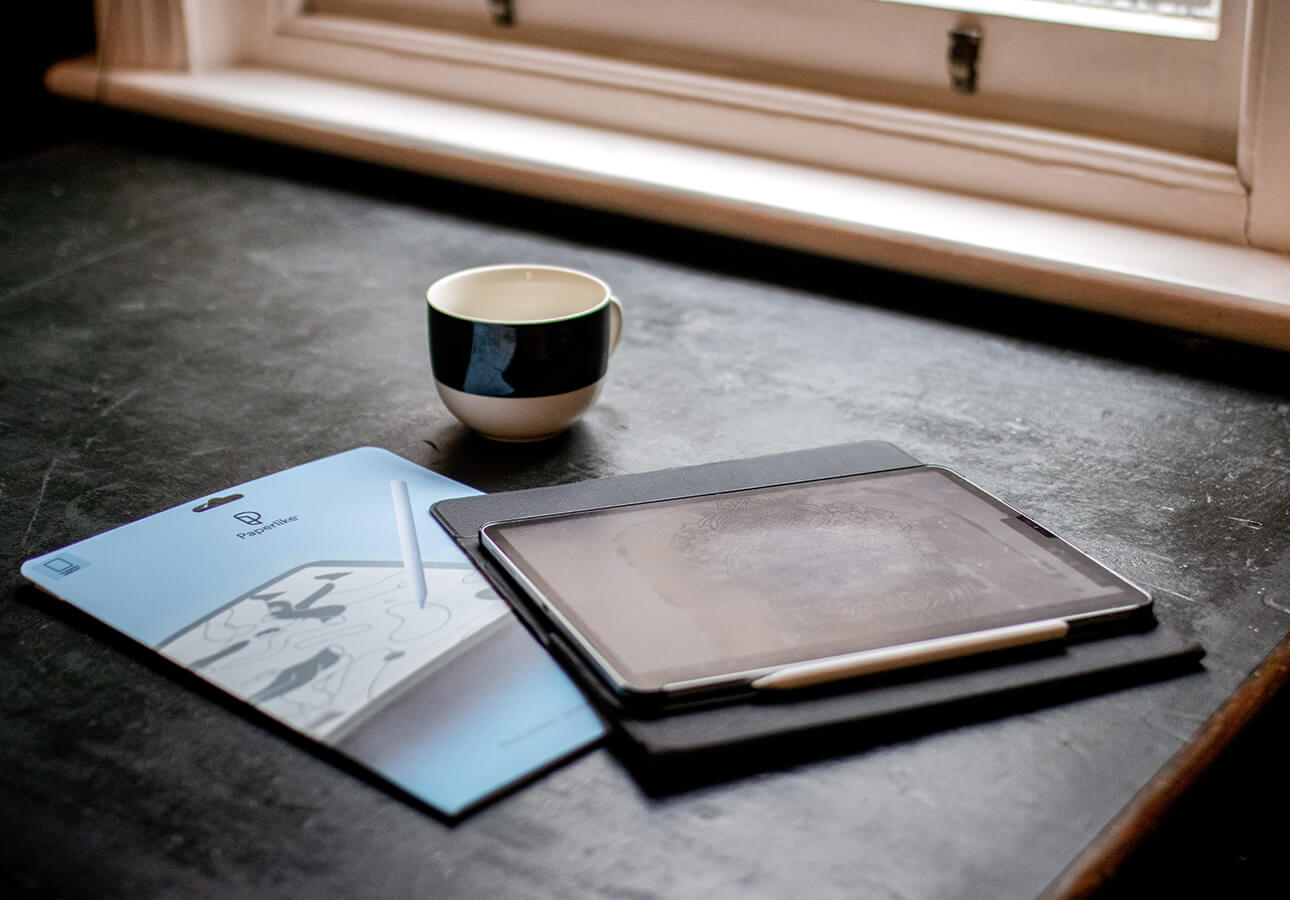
[52, 0, 1290, 348]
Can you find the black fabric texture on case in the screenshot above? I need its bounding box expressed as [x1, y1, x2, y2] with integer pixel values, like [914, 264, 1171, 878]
[433, 441, 921, 538]
[429, 441, 1205, 773]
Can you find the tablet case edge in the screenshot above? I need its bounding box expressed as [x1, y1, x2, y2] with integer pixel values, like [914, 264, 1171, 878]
[430, 441, 1204, 768]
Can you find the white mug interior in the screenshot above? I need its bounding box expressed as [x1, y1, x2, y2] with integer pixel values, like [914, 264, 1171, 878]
[427, 265, 611, 323]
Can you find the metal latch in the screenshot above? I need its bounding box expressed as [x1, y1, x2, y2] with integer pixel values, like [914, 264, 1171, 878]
[948, 26, 982, 94]
[490, 0, 514, 27]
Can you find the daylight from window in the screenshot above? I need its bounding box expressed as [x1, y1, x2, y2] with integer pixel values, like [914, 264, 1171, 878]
[1042, 0, 1218, 19]
[883, 0, 1221, 38]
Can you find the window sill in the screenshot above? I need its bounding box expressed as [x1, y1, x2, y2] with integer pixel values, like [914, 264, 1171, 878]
[46, 57, 1290, 351]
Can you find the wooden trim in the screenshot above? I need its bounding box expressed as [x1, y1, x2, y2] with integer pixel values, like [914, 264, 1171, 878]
[1241, 1, 1290, 252]
[44, 60, 1290, 351]
[309, 0, 1245, 162]
[1236, 0, 1265, 189]
[179, 0, 246, 72]
[275, 12, 1236, 187]
[258, 11, 1250, 244]
[93, 0, 189, 70]
[1042, 632, 1290, 898]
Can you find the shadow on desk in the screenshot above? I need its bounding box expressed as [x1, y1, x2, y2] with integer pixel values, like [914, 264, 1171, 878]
[607, 631, 1206, 799]
[32, 105, 1290, 404]
[1080, 670, 1290, 898]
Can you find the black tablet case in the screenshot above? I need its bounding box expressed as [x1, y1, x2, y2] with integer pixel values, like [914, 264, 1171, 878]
[432, 442, 1204, 770]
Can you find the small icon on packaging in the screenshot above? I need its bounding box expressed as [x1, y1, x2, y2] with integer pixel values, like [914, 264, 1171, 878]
[40, 554, 89, 578]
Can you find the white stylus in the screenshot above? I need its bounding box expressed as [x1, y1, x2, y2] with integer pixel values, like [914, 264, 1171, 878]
[749, 619, 1071, 690]
[390, 479, 427, 608]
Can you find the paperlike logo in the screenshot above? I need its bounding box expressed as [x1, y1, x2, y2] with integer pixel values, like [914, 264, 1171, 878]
[234, 509, 300, 539]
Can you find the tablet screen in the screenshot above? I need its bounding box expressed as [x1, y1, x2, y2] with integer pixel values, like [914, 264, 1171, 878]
[481, 466, 1150, 694]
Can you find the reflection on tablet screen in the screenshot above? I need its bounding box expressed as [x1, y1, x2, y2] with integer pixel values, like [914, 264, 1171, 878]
[484, 467, 1145, 693]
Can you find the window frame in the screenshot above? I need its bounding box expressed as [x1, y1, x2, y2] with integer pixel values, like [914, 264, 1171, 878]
[224, 0, 1257, 242]
[310, 0, 1247, 163]
[50, 0, 1290, 348]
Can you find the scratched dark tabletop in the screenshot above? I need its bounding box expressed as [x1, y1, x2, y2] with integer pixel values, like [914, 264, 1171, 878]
[3, 113, 1290, 899]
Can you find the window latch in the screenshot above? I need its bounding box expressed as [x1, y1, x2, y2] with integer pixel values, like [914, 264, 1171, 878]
[490, 0, 515, 27]
[948, 26, 982, 94]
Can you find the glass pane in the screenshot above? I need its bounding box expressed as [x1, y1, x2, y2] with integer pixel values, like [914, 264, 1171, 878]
[879, 0, 1222, 38]
[1042, 0, 1218, 20]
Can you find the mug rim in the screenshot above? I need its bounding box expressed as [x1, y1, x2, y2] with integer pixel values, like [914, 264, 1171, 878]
[426, 263, 612, 325]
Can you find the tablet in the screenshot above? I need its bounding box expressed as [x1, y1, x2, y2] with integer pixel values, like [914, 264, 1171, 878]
[479, 465, 1152, 702]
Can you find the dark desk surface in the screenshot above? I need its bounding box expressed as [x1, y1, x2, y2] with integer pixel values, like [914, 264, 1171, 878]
[4, 119, 1290, 899]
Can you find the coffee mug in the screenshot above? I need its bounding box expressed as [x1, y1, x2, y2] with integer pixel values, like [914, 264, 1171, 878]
[426, 264, 624, 441]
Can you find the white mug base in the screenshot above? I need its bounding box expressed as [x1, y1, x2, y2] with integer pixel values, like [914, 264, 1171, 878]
[434, 379, 605, 442]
